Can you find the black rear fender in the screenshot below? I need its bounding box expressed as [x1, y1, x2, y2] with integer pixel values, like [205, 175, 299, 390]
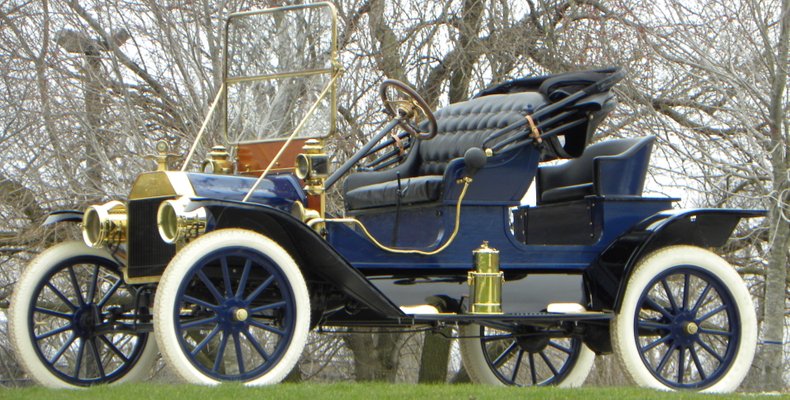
[192, 198, 403, 319]
[585, 208, 765, 313]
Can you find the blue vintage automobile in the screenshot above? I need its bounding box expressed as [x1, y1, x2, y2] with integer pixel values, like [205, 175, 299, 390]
[9, 2, 761, 393]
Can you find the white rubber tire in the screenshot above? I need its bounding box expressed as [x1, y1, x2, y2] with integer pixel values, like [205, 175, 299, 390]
[154, 229, 310, 386]
[9, 241, 158, 388]
[459, 324, 595, 387]
[611, 245, 756, 393]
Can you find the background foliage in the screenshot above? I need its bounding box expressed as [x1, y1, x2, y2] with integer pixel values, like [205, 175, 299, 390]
[0, 0, 786, 390]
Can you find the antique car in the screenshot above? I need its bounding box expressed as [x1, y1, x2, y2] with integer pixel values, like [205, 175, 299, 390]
[9, 2, 761, 393]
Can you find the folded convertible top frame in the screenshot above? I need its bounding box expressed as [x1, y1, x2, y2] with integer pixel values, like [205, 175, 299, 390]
[362, 68, 624, 164]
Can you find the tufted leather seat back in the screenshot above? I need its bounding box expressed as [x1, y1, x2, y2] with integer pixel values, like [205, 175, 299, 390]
[416, 92, 547, 175]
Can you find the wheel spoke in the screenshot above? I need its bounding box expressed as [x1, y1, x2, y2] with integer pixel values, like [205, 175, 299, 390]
[221, 256, 233, 298]
[235, 259, 252, 299]
[48, 333, 77, 364]
[638, 319, 671, 332]
[682, 273, 690, 310]
[698, 328, 733, 337]
[641, 334, 671, 352]
[212, 331, 229, 373]
[548, 341, 572, 354]
[180, 315, 219, 330]
[87, 265, 100, 304]
[99, 335, 130, 363]
[245, 275, 275, 303]
[689, 346, 707, 380]
[34, 306, 72, 320]
[643, 298, 673, 319]
[183, 295, 218, 310]
[491, 341, 518, 368]
[46, 282, 76, 311]
[248, 319, 285, 336]
[233, 332, 245, 374]
[656, 344, 675, 374]
[528, 352, 537, 385]
[74, 337, 86, 378]
[539, 349, 559, 377]
[89, 337, 106, 379]
[697, 304, 726, 322]
[97, 279, 122, 308]
[67, 267, 85, 306]
[511, 349, 524, 382]
[249, 300, 286, 314]
[691, 282, 712, 315]
[35, 324, 73, 341]
[243, 328, 270, 361]
[197, 270, 224, 304]
[677, 346, 685, 384]
[695, 337, 724, 363]
[191, 325, 221, 356]
[660, 278, 678, 312]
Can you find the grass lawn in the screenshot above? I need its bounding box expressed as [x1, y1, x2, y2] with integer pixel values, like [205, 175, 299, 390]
[1, 382, 787, 400]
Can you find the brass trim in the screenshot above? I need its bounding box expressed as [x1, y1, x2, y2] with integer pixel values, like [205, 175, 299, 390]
[223, 2, 341, 145]
[121, 269, 161, 285]
[225, 68, 335, 85]
[468, 241, 504, 314]
[308, 178, 473, 255]
[241, 72, 340, 202]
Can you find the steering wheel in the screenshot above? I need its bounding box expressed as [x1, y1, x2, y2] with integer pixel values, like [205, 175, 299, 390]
[379, 79, 438, 140]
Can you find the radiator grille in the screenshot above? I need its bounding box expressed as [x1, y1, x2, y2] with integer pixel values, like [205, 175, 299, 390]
[127, 197, 175, 278]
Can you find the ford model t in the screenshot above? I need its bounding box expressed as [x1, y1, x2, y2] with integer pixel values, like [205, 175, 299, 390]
[9, 2, 761, 392]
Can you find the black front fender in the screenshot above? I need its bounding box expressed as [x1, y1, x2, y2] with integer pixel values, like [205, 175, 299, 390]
[190, 198, 403, 319]
[42, 210, 83, 225]
[585, 208, 765, 313]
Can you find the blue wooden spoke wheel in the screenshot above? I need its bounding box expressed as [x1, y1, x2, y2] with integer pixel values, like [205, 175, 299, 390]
[611, 245, 756, 392]
[154, 229, 310, 385]
[9, 242, 158, 388]
[459, 324, 594, 387]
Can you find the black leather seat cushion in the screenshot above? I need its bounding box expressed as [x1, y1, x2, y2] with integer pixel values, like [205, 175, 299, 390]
[344, 92, 546, 210]
[540, 183, 594, 203]
[345, 175, 444, 210]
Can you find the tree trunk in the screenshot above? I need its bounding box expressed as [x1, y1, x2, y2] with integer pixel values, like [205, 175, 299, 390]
[417, 328, 452, 383]
[755, 0, 790, 390]
[344, 331, 400, 382]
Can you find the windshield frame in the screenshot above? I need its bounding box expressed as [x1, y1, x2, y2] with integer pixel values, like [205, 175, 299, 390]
[222, 2, 341, 144]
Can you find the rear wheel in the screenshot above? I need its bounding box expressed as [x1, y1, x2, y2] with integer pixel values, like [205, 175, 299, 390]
[459, 324, 594, 387]
[611, 245, 756, 392]
[154, 229, 310, 385]
[9, 242, 157, 388]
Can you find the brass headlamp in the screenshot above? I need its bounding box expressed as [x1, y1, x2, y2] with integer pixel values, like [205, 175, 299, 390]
[83, 201, 127, 248]
[157, 197, 208, 244]
[295, 139, 328, 194]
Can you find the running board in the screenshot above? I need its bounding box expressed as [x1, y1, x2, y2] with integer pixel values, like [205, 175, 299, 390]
[404, 311, 614, 324]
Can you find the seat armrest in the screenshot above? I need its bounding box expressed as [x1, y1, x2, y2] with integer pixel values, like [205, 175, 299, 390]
[593, 137, 654, 196]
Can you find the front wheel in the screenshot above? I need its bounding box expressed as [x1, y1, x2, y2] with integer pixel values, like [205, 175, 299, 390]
[611, 245, 756, 392]
[459, 324, 594, 387]
[154, 229, 310, 385]
[9, 242, 158, 388]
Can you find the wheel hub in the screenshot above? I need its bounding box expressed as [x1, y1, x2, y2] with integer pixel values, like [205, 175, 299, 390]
[516, 333, 550, 353]
[73, 304, 101, 337]
[684, 321, 699, 335]
[232, 308, 249, 322]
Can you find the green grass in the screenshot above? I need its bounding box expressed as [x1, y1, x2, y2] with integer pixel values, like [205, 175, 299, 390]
[1, 383, 787, 400]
